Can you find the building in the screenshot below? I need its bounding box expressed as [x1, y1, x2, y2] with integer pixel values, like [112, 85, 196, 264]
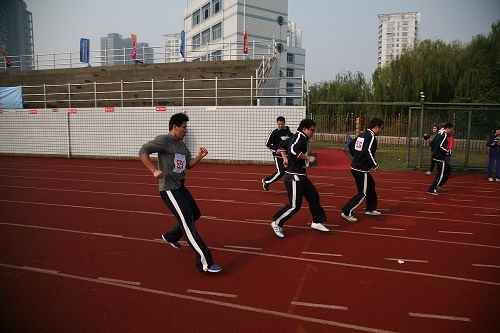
[164, 33, 181, 63]
[183, 0, 306, 105]
[377, 12, 420, 67]
[0, 0, 34, 70]
[100, 33, 154, 65]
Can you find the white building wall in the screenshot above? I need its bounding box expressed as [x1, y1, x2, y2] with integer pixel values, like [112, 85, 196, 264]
[377, 12, 420, 67]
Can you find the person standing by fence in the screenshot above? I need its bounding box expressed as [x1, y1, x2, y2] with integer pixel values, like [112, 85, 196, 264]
[425, 125, 439, 175]
[487, 129, 500, 182]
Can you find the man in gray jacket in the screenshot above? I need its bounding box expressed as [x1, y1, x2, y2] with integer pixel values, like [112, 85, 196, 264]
[139, 112, 222, 273]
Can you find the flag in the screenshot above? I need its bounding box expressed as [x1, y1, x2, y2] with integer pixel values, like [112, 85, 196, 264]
[243, 31, 249, 54]
[131, 34, 137, 60]
[180, 30, 186, 59]
[80, 38, 90, 63]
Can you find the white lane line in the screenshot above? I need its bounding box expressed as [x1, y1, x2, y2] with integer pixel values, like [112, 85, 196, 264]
[22, 266, 59, 274]
[4, 222, 500, 287]
[438, 231, 474, 235]
[474, 214, 500, 217]
[187, 289, 238, 298]
[408, 312, 471, 322]
[92, 232, 123, 238]
[472, 264, 500, 269]
[224, 245, 262, 251]
[448, 199, 473, 202]
[302, 251, 343, 257]
[417, 211, 445, 214]
[371, 227, 406, 231]
[385, 258, 429, 264]
[291, 301, 348, 311]
[97, 277, 141, 286]
[0, 263, 398, 333]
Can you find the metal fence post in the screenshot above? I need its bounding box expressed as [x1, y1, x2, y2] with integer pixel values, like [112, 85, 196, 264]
[69, 51, 72, 68]
[252, 40, 255, 59]
[53, 53, 56, 69]
[36, 54, 39, 70]
[215, 77, 218, 106]
[301, 75, 304, 106]
[151, 78, 154, 107]
[120, 80, 124, 109]
[417, 103, 425, 169]
[123, 48, 126, 64]
[182, 78, 185, 107]
[406, 107, 413, 168]
[250, 76, 253, 106]
[3, 56, 6, 71]
[464, 110, 472, 169]
[94, 82, 97, 108]
[68, 83, 71, 108]
[20, 55, 23, 71]
[43, 83, 47, 110]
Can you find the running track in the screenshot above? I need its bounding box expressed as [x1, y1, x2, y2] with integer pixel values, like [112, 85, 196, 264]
[1, 157, 499, 333]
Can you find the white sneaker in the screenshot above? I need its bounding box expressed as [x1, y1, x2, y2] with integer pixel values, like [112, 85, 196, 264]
[496, 178, 500, 182]
[365, 210, 382, 216]
[271, 221, 284, 238]
[425, 171, 431, 175]
[311, 222, 330, 232]
[488, 177, 494, 182]
[341, 212, 358, 222]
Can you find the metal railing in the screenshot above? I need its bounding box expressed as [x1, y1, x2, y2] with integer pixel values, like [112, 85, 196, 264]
[20, 75, 306, 108]
[0, 40, 275, 72]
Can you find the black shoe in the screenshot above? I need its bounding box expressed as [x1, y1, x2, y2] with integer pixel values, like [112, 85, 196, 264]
[161, 234, 180, 249]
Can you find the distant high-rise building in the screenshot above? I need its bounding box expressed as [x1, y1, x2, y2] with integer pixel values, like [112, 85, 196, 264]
[0, 0, 34, 70]
[164, 33, 181, 63]
[377, 12, 420, 67]
[100, 33, 154, 65]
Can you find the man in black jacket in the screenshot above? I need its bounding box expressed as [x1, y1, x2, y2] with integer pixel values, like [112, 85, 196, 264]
[262, 116, 293, 191]
[427, 122, 454, 195]
[341, 118, 384, 223]
[271, 119, 330, 238]
[486, 129, 500, 182]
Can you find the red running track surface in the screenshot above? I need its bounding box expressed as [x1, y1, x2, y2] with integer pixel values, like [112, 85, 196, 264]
[1, 156, 499, 333]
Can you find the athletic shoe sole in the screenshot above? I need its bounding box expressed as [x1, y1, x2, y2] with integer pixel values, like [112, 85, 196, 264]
[340, 212, 358, 223]
[161, 235, 181, 249]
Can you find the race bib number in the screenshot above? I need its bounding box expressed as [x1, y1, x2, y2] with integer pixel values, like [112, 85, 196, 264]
[173, 153, 186, 173]
[355, 137, 365, 151]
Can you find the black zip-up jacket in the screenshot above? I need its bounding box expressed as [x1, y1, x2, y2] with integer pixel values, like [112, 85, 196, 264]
[349, 129, 378, 172]
[486, 134, 500, 154]
[286, 131, 308, 175]
[431, 129, 450, 161]
[266, 126, 293, 158]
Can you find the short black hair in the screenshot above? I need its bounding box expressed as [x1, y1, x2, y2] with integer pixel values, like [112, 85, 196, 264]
[169, 113, 189, 130]
[277, 116, 286, 122]
[368, 118, 384, 129]
[298, 118, 316, 131]
[442, 122, 454, 129]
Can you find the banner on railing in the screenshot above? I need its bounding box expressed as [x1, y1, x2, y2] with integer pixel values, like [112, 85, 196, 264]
[80, 38, 90, 63]
[131, 34, 138, 61]
[0, 86, 23, 108]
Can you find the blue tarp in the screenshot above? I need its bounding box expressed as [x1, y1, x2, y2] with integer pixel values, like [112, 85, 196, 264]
[0, 86, 23, 109]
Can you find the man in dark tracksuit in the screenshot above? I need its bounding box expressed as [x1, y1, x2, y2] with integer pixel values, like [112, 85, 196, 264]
[341, 118, 384, 222]
[487, 129, 500, 182]
[427, 123, 454, 195]
[262, 116, 293, 191]
[271, 119, 330, 238]
[139, 113, 222, 273]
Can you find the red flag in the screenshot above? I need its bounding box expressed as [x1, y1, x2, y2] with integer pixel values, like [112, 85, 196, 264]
[243, 31, 249, 54]
[131, 34, 137, 60]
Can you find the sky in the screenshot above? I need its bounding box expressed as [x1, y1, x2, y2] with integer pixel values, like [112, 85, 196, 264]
[25, 0, 500, 84]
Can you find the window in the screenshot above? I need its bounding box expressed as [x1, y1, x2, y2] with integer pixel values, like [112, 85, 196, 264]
[192, 34, 201, 49]
[201, 29, 210, 45]
[211, 50, 222, 61]
[212, 0, 221, 14]
[192, 10, 200, 26]
[212, 23, 222, 41]
[202, 3, 210, 20]
[287, 53, 294, 64]
[286, 82, 294, 94]
[286, 68, 294, 78]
